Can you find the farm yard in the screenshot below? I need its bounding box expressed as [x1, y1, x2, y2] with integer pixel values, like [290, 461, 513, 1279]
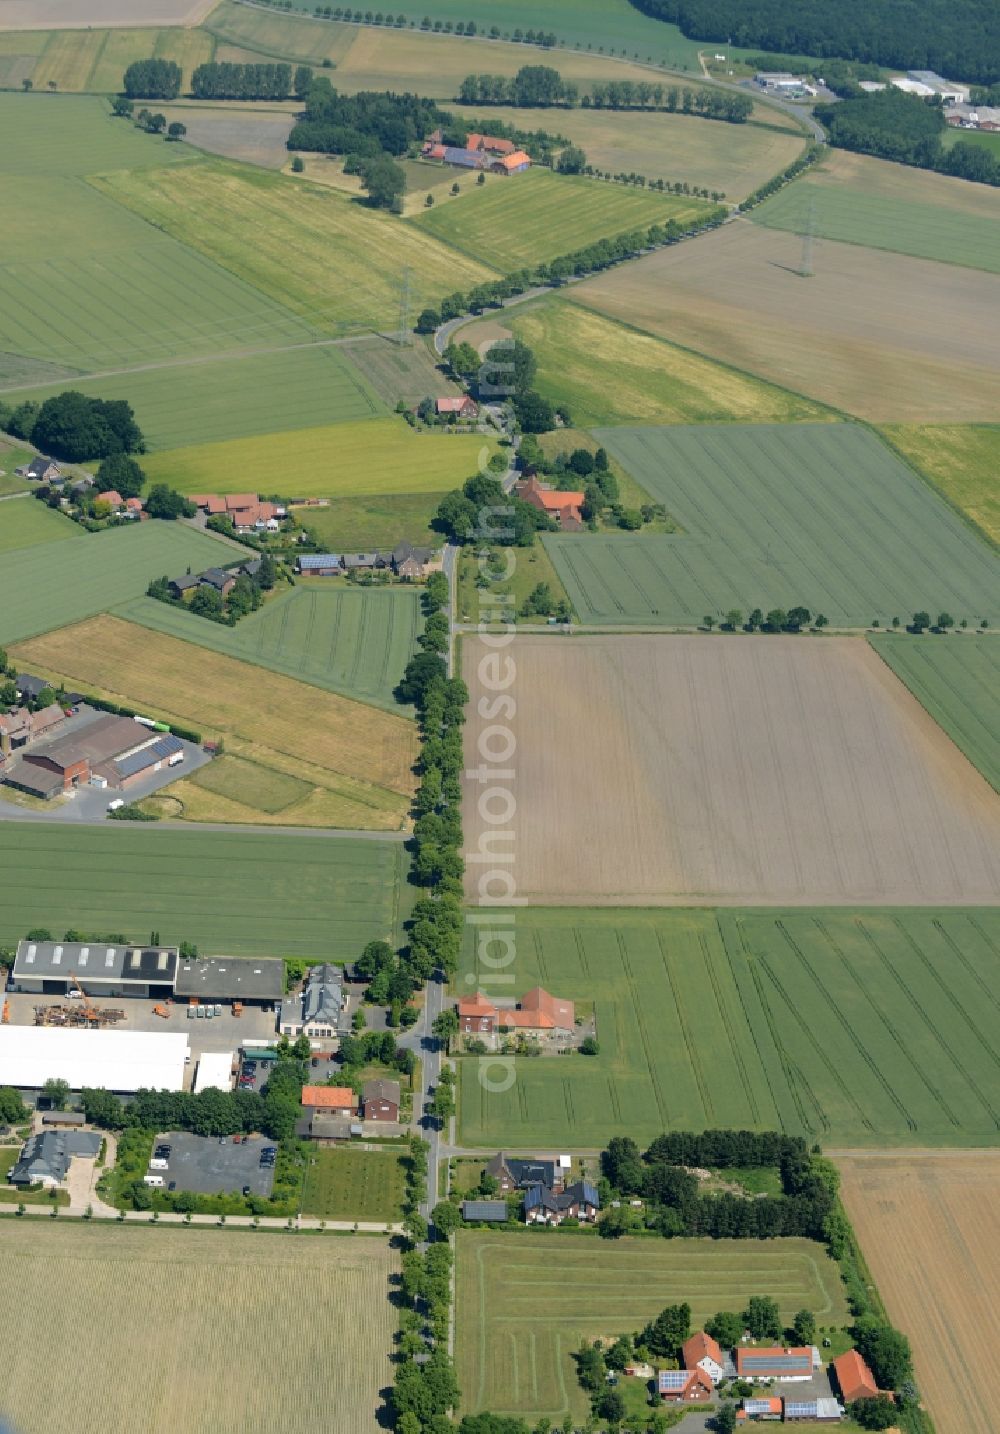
[11, 613, 420, 825]
[0, 494, 76, 553]
[0, 821, 409, 957]
[505, 298, 826, 428]
[870, 637, 1000, 793]
[837, 1151, 1000, 1434]
[880, 423, 1000, 544]
[414, 167, 707, 271]
[301, 1147, 407, 1222]
[575, 220, 1000, 422]
[117, 586, 422, 712]
[92, 158, 496, 336]
[140, 416, 491, 497]
[461, 634, 1000, 906]
[546, 423, 1000, 628]
[456, 1231, 848, 1423]
[0, 523, 232, 644]
[9, 343, 386, 452]
[456, 906, 1000, 1149]
[0, 1223, 398, 1434]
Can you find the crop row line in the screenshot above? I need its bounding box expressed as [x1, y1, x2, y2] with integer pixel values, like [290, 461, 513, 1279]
[719, 919, 795, 1134]
[655, 929, 713, 1124]
[700, 931, 761, 1124]
[617, 931, 671, 1128]
[891, 918, 1000, 1088]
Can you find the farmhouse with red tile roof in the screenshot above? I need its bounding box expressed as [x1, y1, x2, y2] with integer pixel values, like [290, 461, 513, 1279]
[436, 396, 478, 419]
[682, 1331, 726, 1384]
[832, 1349, 879, 1403]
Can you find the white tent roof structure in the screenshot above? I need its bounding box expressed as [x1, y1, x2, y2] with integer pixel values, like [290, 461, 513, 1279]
[0, 1027, 189, 1092]
[193, 1050, 234, 1093]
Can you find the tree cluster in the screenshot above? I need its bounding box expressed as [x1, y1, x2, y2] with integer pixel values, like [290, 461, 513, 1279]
[587, 79, 751, 121]
[191, 62, 294, 101]
[6, 391, 144, 463]
[628, 0, 1000, 87]
[288, 79, 450, 158]
[121, 58, 181, 100]
[816, 89, 1000, 186]
[459, 64, 578, 108]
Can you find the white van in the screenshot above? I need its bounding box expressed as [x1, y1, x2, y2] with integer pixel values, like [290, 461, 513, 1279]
[107, 799, 125, 812]
[143, 1174, 164, 1187]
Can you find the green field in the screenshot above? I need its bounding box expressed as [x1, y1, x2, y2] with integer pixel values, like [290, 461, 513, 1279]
[0, 495, 77, 553]
[0, 523, 233, 644]
[8, 345, 386, 452]
[0, 823, 410, 957]
[293, 491, 446, 551]
[301, 1146, 407, 1221]
[457, 907, 1000, 1149]
[503, 296, 826, 427]
[544, 423, 1000, 627]
[943, 126, 1000, 158]
[187, 754, 313, 814]
[92, 158, 495, 337]
[457, 1231, 849, 1422]
[116, 585, 422, 711]
[141, 417, 490, 496]
[752, 177, 1000, 274]
[880, 423, 1000, 545]
[870, 636, 1000, 793]
[0, 28, 216, 95]
[414, 167, 705, 270]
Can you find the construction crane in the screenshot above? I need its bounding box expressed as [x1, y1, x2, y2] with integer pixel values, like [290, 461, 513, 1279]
[68, 971, 101, 1027]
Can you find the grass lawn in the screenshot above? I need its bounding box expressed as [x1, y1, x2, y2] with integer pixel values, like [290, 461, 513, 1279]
[186, 755, 313, 814]
[0, 495, 77, 553]
[414, 167, 707, 271]
[92, 158, 496, 337]
[300, 1146, 407, 1221]
[142, 417, 491, 497]
[545, 423, 1000, 628]
[0, 1148, 70, 1207]
[0, 821, 411, 958]
[869, 636, 1000, 793]
[9, 345, 386, 453]
[456, 1230, 848, 1423]
[12, 613, 419, 826]
[116, 586, 422, 713]
[456, 907, 1000, 1150]
[880, 423, 1000, 546]
[505, 297, 827, 427]
[293, 491, 447, 552]
[454, 542, 573, 624]
[0, 522, 233, 645]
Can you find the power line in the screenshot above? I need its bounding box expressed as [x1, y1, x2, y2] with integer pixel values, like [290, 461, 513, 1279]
[396, 266, 413, 347]
[800, 193, 815, 278]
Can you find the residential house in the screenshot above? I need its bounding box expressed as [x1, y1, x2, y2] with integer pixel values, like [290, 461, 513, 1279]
[457, 993, 497, 1036]
[831, 1350, 879, 1404]
[467, 132, 516, 156]
[516, 477, 585, 530]
[657, 1369, 714, 1403]
[15, 674, 49, 703]
[391, 542, 433, 579]
[362, 1077, 400, 1122]
[168, 574, 201, 599]
[493, 150, 531, 174]
[96, 489, 124, 513]
[460, 1199, 508, 1223]
[493, 986, 576, 1037]
[279, 963, 344, 1039]
[436, 396, 479, 421]
[199, 568, 237, 597]
[9, 1130, 102, 1187]
[735, 1347, 815, 1383]
[15, 457, 61, 482]
[523, 1179, 600, 1225]
[342, 552, 387, 572]
[124, 497, 144, 519]
[300, 1085, 356, 1116]
[422, 141, 448, 160]
[296, 554, 344, 576]
[485, 1152, 560, 1194]
[682, 1332, 726, 1385]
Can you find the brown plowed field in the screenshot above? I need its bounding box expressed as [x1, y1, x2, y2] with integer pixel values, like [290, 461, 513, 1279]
[573, 221, 1000, 422]
[461, 634, 1000, 905]
[837, 1151, 1000, 1434]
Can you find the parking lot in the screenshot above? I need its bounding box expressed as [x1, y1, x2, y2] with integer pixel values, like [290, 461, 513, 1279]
[152, 1131, 276, 1197]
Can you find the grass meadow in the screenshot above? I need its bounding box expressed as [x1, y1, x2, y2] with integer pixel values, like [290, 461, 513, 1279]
[141, 417, 491, 496]
[870, 637, 1000, 793]
[12, 613, 419, 826]
[117, 586, 422, 712]
[0, 495, 77, 553]
[0, 1223, 397, 1434]
[414, 167, 706, 270]
[0, 523, 231, 644]
[92, 158, 496, 336]
[505, 297, 827, 427]
[292, 492, 446, 551]
[881, 423, 1000, 545]
[545, 423, 1000, 627]
[301, 1147, 407, 1221]
[456, 907, 1000, 1150]
[10, 344, 386, 452]
[456, 1231, 848, 1423]
[0, 821, 410, 956]
[0, 442, 36, 495]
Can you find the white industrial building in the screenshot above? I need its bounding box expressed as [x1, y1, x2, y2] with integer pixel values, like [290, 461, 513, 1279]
[193, 1050, 234, 1093]
[0, 1027, 189, 1093]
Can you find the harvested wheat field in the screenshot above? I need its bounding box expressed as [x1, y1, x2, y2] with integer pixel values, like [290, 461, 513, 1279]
[574, 221, 1000, 422]
[0, 1223, 397, 1434]
[837, 1151, 1000, 1434]
[461, 634, 1000, 905]
[0, 0, 213, 28]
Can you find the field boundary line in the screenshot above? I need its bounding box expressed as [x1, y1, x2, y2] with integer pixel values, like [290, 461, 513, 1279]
[871, 422, 1000, 555]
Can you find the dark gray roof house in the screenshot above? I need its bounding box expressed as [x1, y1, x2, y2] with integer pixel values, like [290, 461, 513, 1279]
[168, 574, 201, 595]
[15, 674, 49, 702]
[175, 955, 285, 1004]
[524, 1179, 600, 1221]
[461, 1199, 508, 1223]
[303, 964, 343, 1025]
[15, 457, 61, 481]
[10, 1130, 102, 1186]
[486, 1152, 560, 1191]
[200, 567, 235, 592]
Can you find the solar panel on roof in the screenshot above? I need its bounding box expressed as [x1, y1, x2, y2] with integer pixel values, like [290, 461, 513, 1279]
[658, 1372, 688, 1389]
[785, 1403, 818, 1416]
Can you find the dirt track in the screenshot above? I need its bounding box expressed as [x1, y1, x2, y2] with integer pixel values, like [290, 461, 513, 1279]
[461, 634, 1000, 905]
[837, 1150, 1000, 1434]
